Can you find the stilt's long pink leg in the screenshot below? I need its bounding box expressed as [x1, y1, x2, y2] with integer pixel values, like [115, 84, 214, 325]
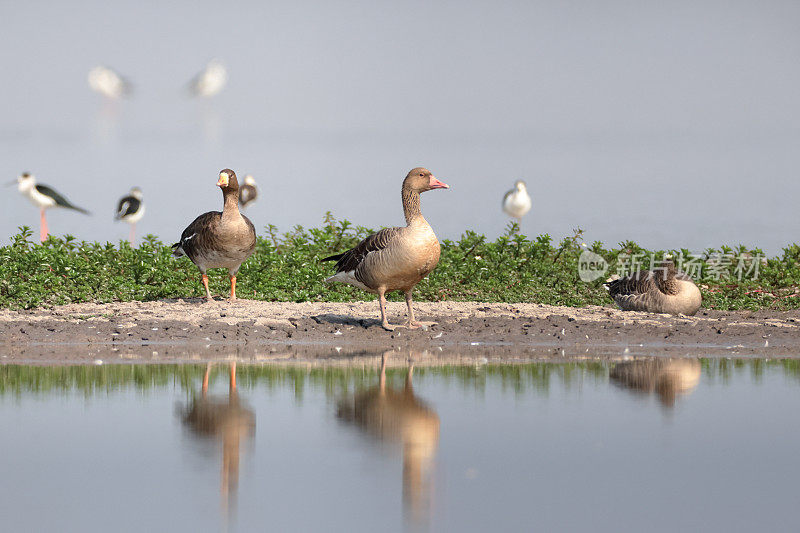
[40, 209, 48, 242]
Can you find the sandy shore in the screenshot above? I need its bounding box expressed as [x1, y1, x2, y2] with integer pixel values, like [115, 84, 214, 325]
[1, 299, 798, 363]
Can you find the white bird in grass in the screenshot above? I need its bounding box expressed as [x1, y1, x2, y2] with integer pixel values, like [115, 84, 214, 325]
[189, 59, 228, 98]
[114, 187, 145, 246]
[502, 180, 531, 220]
[11, 172, 90, 242]
[88, 66, 132, 99]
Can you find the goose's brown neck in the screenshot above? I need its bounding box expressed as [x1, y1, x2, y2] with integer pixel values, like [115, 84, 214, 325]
[222, 189, 241, 220]
[402, 187, 421, 224]
[655, 264, 678, 294]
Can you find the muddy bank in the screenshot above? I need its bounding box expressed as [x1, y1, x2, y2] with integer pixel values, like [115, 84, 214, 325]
[1, 300, 798, 363]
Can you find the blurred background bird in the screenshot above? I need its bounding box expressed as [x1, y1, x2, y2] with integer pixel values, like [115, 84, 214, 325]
[114, 187, 145, 245]
[502, 180, 531, 221]
[87, 65, 132, 99]
[12, 172, 90, 242]
[238, 175, 258, 209]
[189, 59, 227, 98]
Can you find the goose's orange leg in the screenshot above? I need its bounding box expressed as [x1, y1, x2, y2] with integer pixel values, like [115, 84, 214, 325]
[201, 274, 212, 300]
[229, 275, 237, 301]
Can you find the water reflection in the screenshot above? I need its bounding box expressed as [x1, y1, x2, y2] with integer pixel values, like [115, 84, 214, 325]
[610, 358, 702, 407]
[337, 353, 440, 528]
[181, 362, 255, 520]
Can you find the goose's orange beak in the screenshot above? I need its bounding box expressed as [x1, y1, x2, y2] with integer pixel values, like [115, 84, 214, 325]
[217, 172, 229, 187]
[429, 176, 449, 189]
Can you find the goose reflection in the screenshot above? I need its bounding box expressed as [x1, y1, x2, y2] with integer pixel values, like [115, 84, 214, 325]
[337, 353, 440, 527]
[182, 362, 255, 519]
[610, 358, 701, 407]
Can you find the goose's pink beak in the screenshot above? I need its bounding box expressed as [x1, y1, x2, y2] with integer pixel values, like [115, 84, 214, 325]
[429, 176, 449, 189]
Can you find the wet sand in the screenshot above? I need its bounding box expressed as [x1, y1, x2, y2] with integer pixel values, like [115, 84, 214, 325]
[1, 299, 798, 363]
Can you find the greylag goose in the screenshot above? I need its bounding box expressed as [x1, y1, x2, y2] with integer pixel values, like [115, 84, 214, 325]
[88, 66, 132, 99]
[610, 358, 701, 407]
[502, 180, 531, 220]
[337, 353, 439, 525]
[605, 260, 702, 316]
[12, 172, 90, 242]
[238, 175, 258, 208]
[172, 169, 256, 301]
[189, 59, 227, 98]
[114, 187, 145, 245]
[323, 167, 449, 330]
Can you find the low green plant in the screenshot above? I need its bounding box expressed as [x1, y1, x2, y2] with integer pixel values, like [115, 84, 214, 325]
[0, 214, 797, 310]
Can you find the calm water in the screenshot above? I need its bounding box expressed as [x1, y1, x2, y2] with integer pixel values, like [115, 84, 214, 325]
[3, 2, 800, 253]
[1, 356, 798, 532]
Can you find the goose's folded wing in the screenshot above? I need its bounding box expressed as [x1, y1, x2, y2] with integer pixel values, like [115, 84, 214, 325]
[173, 211, 220, 258]
[323, 227, 401, 273]
[605, 270, 656, 297]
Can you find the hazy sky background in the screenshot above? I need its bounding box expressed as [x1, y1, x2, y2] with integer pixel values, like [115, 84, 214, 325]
[1, 0, 798, 253]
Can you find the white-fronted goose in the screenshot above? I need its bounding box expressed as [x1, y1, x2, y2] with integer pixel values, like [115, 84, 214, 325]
[323, 167, 449, 330]
[88, 66, 132, 99]
[605, 260, 702, 316]
[337, 353, 439, 524]
[114, 187, 145, 245]
[502, 180, 531, 220]
[172, 169, 256, 301]
[12, 172, 90, 242]
[238, 175, 258, 208]
[189, 59, 228, 98]
[610, 358, 701, 407]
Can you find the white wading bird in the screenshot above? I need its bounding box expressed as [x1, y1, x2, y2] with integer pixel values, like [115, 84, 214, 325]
[189, 60, 228, 98]
[114, 187, 145, 245]
[11, 172, 90, 242]
[502, 180, 531, 220]
[88, 66, 132, 99]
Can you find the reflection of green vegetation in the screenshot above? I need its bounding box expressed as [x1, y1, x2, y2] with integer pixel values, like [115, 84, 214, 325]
[1, 359, 798, 399]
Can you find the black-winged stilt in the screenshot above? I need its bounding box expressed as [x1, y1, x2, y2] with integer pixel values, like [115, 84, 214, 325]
[11, 172, 90, 242]
[114, 187, 145, 245]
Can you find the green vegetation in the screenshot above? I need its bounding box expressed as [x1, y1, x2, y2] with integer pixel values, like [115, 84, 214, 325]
[0, 214, 798, 310]
[2, 359, 798, 398]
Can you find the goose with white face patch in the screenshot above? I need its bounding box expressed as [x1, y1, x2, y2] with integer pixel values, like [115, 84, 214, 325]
[115, 187, 145, 246]
[322, 167, 449, 330]
[11, 172, 90, 242]
[172, 169, 256, 301]
[502, 180, 531, 220]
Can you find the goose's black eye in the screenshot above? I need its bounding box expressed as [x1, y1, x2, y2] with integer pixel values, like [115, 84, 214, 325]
[419, 173, 424, 177]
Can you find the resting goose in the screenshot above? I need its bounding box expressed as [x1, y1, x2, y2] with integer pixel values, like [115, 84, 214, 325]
[12, 172, 90, 242]
[114, 187, 145, 245]
[323, 167, 449, 330]
[238, 175, 258, 208]
[172, 169, 256, 301]
[605, 260, 702, 316]
[502, 180, 531, 220]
